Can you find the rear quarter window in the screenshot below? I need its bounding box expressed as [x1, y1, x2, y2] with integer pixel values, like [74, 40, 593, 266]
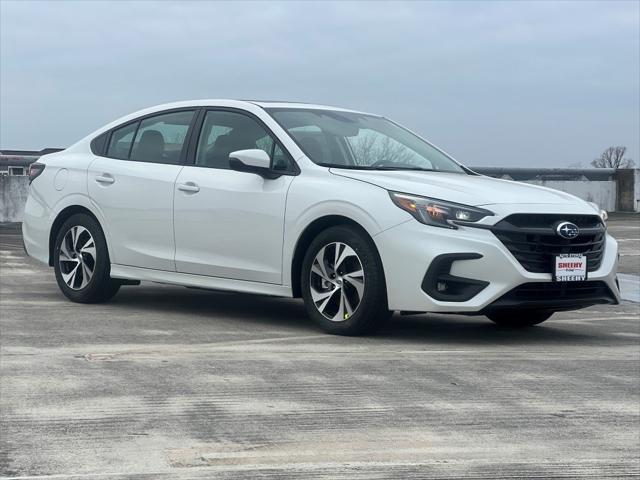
[106, 122, 138, 160]
[90, 132, 109, 155]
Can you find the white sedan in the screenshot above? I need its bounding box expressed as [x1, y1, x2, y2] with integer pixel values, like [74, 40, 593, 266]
[22, 100, 620, 334]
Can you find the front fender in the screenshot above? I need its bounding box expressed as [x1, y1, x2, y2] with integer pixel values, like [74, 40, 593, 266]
[282, 172, 408, 288]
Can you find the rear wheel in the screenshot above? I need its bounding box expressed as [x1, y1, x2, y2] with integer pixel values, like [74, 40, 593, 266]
[301, 225, 392, 335]
[486, 309, 553, 327]
[53, 214, 120, 303]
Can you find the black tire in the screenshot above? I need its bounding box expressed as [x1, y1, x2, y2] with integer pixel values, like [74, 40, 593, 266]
[53, 213, 120, 303]
[486, 309, 553, 327]
[301, 225, 392, 335]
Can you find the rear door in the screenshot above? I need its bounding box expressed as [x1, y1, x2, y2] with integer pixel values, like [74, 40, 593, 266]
[88, 109, 197, 271]
[173, 109, 297, 284]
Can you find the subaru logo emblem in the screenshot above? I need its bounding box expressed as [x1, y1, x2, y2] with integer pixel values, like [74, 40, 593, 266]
[556, 221, 580, 239]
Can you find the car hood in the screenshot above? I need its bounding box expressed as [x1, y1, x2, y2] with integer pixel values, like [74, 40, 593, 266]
[330, 169, 584, 206]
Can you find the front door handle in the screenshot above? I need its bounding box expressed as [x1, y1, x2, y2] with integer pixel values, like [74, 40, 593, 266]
[177, 182, 200, 193]
[95, 174, 115, 185]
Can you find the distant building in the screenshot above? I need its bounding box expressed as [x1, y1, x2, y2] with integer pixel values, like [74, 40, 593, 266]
[0, 148, 64, 176]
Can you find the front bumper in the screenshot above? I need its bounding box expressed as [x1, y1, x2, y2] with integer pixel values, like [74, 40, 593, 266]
[374, 219, 620, 313]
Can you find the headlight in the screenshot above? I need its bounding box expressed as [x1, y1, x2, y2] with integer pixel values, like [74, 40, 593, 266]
[587, 201, 608, 222]
[389, 191, 493, 229]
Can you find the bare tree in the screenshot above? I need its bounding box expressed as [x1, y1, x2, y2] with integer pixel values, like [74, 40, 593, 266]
[350, 133, 377, 166]
[350, 133, 417, 166]
[591, 146, 635, 169]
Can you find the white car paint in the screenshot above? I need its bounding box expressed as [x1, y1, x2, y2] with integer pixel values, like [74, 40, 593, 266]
[22, 99, 621, 315]
[331, 169, 585, 206]
[87, 156, 182, 271]
[229, 149, 271, 168]
[173, 165, 294, 283]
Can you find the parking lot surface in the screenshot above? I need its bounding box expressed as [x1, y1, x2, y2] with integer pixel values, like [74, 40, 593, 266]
[1, 214, 639, 479]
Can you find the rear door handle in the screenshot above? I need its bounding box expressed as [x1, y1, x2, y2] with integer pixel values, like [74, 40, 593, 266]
[95, 174, 115, 185]
[177, 182, 200, 193]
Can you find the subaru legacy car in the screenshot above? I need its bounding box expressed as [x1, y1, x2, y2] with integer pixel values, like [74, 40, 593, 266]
[22, 100, 620, 335]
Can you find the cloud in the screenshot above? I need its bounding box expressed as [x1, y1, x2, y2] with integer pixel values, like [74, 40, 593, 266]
[1, 0, 638, 167]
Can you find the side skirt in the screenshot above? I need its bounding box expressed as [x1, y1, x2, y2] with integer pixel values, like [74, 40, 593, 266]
[110, 264, 293, 297]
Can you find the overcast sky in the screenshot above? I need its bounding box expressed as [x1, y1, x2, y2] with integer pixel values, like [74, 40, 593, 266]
[1, 1, 638, 167]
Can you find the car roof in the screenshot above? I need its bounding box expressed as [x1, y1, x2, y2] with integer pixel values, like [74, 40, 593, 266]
[247, 100, 376, 116]
[134, 99, 377, 116]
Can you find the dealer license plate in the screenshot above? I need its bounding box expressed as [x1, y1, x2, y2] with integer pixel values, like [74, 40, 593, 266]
[554, 254, 587, 282]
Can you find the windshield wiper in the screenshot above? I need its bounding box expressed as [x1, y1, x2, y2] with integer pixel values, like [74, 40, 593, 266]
[317, 163, 438, 172]
[370, 166, 436, 172]
[316, 163, 377, 170]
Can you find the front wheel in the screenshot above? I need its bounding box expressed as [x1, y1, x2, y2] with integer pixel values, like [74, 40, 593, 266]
[301, 225, 392, 335]
[53, 213, 120, 303]
[486, 309, 553, 327]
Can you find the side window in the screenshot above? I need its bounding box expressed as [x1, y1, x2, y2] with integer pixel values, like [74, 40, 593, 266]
[288, 126, 348, 166]
[106, 122, 138, 160]
[195, 111, 293, 171]
[91, 131, 109, 156]
[255, 135, 275, 155]
[129, 110, 195, 164]
[272, 144, 293, 171]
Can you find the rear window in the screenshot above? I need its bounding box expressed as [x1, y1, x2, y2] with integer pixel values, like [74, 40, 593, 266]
[90, 132, 109, 155]
[130, 111, 194, 164]
[106, 122, 138, 160]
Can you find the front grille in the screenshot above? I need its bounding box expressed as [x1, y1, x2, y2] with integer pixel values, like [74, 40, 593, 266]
[491, 214, 606, 274]
[487, 281, 617, 311]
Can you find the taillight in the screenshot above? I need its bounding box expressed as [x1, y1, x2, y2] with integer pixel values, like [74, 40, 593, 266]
[28, 163, 45, 184]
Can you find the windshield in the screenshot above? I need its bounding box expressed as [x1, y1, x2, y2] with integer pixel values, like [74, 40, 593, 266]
[266, 108, 466, 173]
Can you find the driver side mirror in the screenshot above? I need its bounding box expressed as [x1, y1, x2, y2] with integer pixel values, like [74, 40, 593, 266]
[229, 149, 281, 179]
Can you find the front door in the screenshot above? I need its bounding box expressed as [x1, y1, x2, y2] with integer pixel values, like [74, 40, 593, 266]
[173, 109, 296, 284]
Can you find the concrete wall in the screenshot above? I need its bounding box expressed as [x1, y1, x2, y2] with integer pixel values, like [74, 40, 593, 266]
[0, 176, 29, 222]
[636, 169, 640, 212]
[613, 169, 640, 212]
[524, 179, 616, 211]
[473, 167, 635, 212]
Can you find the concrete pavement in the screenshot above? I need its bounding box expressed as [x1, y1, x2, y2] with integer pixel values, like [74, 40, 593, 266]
[1, 215, 639, 479]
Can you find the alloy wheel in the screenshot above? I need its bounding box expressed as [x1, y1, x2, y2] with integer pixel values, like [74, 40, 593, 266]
[58, 225, 96, 290]
[309, 242, 365, 321]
